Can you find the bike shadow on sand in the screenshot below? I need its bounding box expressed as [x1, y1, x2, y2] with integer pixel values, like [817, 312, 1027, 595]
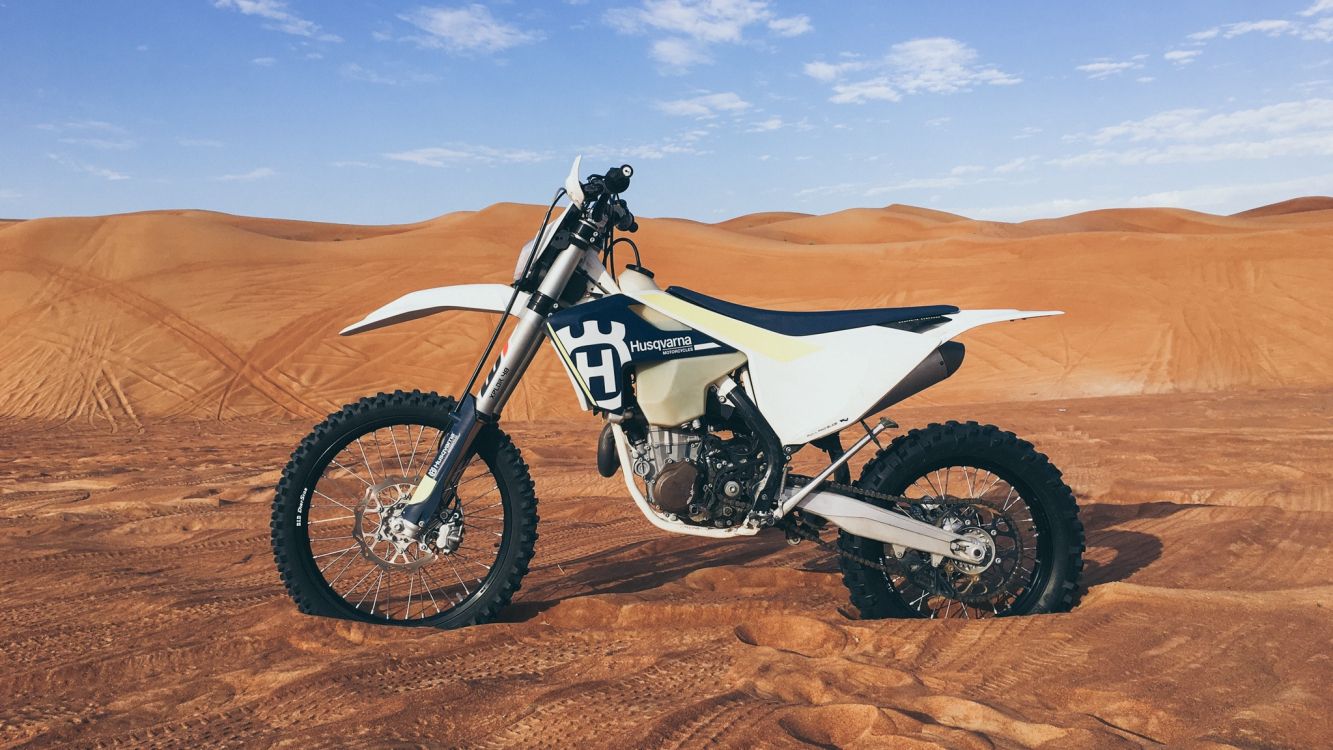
[1078, 500, 1200, 586]
[500, 500, 1195, 622]
[499, 532, 791, 623]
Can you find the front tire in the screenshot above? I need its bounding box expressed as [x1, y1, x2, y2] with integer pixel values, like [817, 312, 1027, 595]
[271, 390, 538, 628]
[839, 421, 1084, 619]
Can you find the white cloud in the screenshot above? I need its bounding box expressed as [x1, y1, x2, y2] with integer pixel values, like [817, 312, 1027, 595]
[767, 14, 811, 37]
[949, 164, 985, 175]
[794, 181, 864, 199]
[809, 37, 1019, 104]
[1189, 14, 1333, 44]
[340, 63, 437, 86]
[384, 145, 550, 167]
[830, 78, 900, 104]
[1223, 20, 1296, 38]
[1137, 76, 1156, 83]
[0, 189, 22, 200]
[1052, 133, 1333, 167]
[747, 116, 784, 132]
[1080, 99, 1333, 144]
[57, 137, 136, 150]
[48, 153, 129, 181]
[976, 173, 1333, 219]
[581, 130, 711, 160]
[251, 56, 277, 66]
[399, 5, 541, 54]
[803, 60, 867, 81]
[651, 37, 710, 68]
[655, 92, 750, 117]
[1076, 59, 1142, 79]
[1124, 173, 1333, 208]
[1164, 49, 1201, 65]
[36, 120, 126, 134]
[864, 174, 997, 196]
[1054, 98, 1333, 168]
[994, 156, 1037, 174]
[888, 38, 1020, 93]
[608, 0, 810, 71]
[177, 137, 225, 148]
[966, 197, 1102, 220]
[213, 0, 341, 42]
[215, 167, 277, 181]
[331, 160, 380, 168]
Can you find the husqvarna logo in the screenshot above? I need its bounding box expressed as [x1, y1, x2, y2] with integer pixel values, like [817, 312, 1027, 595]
[557, 321, 632, 409]
[629, 335, 693, 354]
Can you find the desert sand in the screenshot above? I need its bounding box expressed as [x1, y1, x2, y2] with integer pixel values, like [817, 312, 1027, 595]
[1, 198, 1331, 747]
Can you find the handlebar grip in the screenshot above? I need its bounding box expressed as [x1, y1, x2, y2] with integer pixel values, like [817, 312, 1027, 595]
[603, 164, 633, 194]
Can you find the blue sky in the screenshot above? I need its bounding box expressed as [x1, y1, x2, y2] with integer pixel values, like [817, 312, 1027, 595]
[3, 0, 1333, 223]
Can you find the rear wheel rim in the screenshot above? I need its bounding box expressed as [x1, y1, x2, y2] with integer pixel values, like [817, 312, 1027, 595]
[883, 464, 1050, 619]
[300, 421, 508, 623]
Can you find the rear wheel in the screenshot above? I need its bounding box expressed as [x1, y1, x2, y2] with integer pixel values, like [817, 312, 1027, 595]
[271, 390, 537, 628]
[838, 421, 1083, 619]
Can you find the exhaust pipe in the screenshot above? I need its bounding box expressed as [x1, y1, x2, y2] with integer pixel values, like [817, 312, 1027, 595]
[862, 342, 965, 416]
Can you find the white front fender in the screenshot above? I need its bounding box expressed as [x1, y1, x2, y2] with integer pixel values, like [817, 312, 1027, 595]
[339, 283, 529, 336]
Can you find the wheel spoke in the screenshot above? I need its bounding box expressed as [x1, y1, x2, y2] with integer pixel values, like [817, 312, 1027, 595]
[294, 411, 521, 624]
[355, 438, 378, 485]
[388, 425, 406, 475]
[879, 463, 1043, 621]
[308, 514, 355, 525]
[329, 459, 372, 488]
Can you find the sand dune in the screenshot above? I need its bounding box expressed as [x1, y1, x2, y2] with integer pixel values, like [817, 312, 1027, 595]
[2, 198, 1331, 426]
[1, 197, 1331, 747]
[1233, 195, 1333, 218]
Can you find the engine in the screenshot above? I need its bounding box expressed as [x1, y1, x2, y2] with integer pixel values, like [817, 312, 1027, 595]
[628, 425, 766, 528]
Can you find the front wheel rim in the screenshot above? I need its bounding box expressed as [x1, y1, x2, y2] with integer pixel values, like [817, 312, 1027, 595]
[300, 421, 509, 623]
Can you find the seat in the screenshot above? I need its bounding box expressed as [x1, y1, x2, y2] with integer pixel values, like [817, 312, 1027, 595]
[666, 286, 958, 337]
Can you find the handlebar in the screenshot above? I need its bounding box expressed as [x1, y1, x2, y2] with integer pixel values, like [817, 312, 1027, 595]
[576, 164, 638, 236]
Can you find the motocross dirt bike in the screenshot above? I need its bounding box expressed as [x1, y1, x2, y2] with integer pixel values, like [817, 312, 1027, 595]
[271, 158, 1085, 628]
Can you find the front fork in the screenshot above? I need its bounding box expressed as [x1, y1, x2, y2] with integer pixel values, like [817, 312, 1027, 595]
[392, 244, 587, 536]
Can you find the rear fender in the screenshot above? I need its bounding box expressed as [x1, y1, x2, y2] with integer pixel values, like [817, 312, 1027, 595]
[339, 283, 528, 336]
[926, 309, 1063, 345]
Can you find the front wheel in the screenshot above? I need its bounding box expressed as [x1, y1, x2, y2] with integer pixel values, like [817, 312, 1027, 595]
[271, 390, 538, 628]
[839, 421, 1084, 619]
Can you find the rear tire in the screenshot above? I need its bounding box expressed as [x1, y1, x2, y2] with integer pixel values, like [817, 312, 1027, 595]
[838, 421, 1083, 619]
[271, 390, 538, 628]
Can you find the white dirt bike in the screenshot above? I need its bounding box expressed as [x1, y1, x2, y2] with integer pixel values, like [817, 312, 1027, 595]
[271, 158, 1085, 627]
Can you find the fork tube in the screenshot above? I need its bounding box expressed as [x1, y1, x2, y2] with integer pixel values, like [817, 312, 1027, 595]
[397, 246, 586, 529]
[476, 245, 585, 414]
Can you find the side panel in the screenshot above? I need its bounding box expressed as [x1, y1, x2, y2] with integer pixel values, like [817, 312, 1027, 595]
[339, 283, 528, 336]
[625, 288, 1061, 444]
[546, 295, 736, 414]
[635, 352, 748, 426]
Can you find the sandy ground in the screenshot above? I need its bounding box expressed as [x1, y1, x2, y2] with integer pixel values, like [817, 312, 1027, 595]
[1, 388, 1330, 748]
[2, 198, 1332, 747]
